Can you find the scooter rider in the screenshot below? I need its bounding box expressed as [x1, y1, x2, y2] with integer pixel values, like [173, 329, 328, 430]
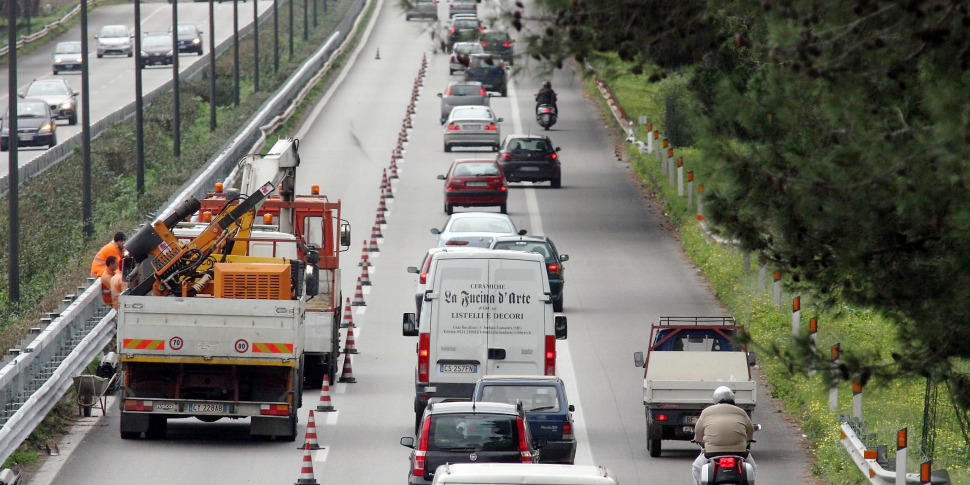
[692, 386, 756, 485]
[535, 81, 558, 113]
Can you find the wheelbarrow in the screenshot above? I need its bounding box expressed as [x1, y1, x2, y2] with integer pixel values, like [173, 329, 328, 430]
[72, 373, 117, 417]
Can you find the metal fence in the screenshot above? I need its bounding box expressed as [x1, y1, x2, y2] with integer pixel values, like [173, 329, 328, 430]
[0, 0, 367, 467]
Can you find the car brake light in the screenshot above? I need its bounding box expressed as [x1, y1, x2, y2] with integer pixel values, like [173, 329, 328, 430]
[418, 333, 430, 383]
[124, 400, 153, 412]
[502, 153, 511, 159]
[502, 42, 512, 47]
[548, 263, 559, 274]
[480, 87, 487, 96]
[446, 240, 470, 246]
[516, 417, 533, 462]
[548, 153, 557, 159]
[480, 42, 488, 47]
[420, 273, 427, 284]
[655, 414, 668, 421]
[498, 185, 507, 191]
[479, 26, 483, 31]
[447, 124, 461, 130]
[414, 417, 431, 475]
[718, 457, 737, 468]
[450, 55, 456, 62]
[259, 404, 289, 416]
[562, 420, 574, 440]
[450, 27, 456, 34]
[483, 123, 497, 130]
[544, 335, 555, 375]
[445, 87, 452, 96]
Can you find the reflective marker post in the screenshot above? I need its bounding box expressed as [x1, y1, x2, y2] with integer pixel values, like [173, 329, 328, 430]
[791, 296, 801, 337]
[896, 428, 907, 485]
[829, 343, 840, 411]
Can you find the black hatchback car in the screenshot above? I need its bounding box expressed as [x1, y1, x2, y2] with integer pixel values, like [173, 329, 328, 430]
[401, 401, 545, 485]
[139, 32, 174, 68]
[169, 23, 203, 55]
[1, 99, 57, 151]
[479, 31, 514, 65]
[489, 235, 568, 312]
[496, 134, 561, 188]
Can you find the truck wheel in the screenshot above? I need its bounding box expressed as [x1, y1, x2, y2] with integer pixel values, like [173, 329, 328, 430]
[648, 439, 662, 457]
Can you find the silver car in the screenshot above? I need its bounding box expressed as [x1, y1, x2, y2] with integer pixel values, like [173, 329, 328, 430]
[21, 79, 78, 125]
[96, 25, 133, 58]
[405, 0, 438, 20]
[438, 81, 490, 123]
[52, 41, 83, 75]
[448, 0, 477, 17]
[430, 212, 526, 248]
[443, 105, 502, 152]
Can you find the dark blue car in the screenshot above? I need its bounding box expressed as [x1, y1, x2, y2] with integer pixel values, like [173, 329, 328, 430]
[472, 375, 576, 464]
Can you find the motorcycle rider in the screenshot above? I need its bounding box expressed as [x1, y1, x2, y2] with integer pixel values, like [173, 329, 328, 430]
[535, 81, 558, 114]
[692, 386, 756, 485]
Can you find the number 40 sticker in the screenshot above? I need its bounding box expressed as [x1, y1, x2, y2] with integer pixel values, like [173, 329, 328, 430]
[235, 339, 250, 353]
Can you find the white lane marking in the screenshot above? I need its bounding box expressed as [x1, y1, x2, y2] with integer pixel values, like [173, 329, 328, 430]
[525, 180, 595, 467]
[508, 77, 522, 135]
[142, 4, 170, 24]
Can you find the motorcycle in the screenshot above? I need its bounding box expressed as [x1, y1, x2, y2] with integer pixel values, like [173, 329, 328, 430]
[535, 104, 557, 130]
[695, 424, 759, 485]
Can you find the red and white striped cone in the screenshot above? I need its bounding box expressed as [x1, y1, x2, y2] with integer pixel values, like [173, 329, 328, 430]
[373, 215, 384, 236]
[351, 277, 366, 306]
[394, 142, 403, 159]
[316, 377, 336, 412]
[389, 155, 399, 171]
[380, 169, 388, 189]
[389, 163, 399, 180]
[299, 410, 322, 449]
[377, 203, 388, 225]
[341, 298, 354, 328]
[384, 179, 394, 199]
[409, 103, 416, 114]
[345, 323, 359, 354]
[338, 347, 357, 383]
[295, 442, 319, 484]
[357, 240, 371, 267]
[360, 263, 372, 286]
[405, 115, 413, 129]
[368, 227, 381, 252]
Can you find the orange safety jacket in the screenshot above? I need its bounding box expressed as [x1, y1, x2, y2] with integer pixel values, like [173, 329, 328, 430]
[100, 271, 114, 306]
[91, 242, 123, 277]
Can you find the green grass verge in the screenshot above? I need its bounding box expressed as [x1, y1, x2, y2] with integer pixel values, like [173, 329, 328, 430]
[584, 57, 970, 484]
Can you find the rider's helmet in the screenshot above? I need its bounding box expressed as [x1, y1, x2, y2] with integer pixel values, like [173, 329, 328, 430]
[713, 386, 735, 404]
[543, 81, 552, 89]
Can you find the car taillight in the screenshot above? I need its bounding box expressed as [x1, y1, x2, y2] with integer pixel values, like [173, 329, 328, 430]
[501, 153, 511, 159]
[548, 153, 557, 159]
[420, 273, 427, 284]
[414, 417, 431, 475]
[502, 42, 512, 47]
[418, 333, 430, 383]
[539, 108, 551, 113]
[450, 55, 456, 62]
[260, 404, 289, 416]
[446, 240, 470, 246]
[447, 124, 461, 130]
[516, 417, 533, 462]
[655, 414, 668, 421]
[718, 457, 737, 468]
[450, 27, 456, 34]
[479, 26, 484, 31]
[562, 419, 574, 440]
[480, 88, 487, 96]
[124, 400, 153, 412]
[480, 42, 488, 47]
[498, 185, 507, 191]
[445, 88, 452, 96]
[544, 335, 555, 375]
[548, 263, 560, 274]
[483, 123, 497, 130]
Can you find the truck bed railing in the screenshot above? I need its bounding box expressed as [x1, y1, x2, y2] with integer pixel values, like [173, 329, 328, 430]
[657, 316, 736, 327]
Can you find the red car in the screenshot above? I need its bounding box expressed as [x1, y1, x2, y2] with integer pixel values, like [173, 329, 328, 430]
[437, 159, 508, 215]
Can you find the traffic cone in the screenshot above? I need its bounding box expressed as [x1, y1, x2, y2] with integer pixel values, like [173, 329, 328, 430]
[357, 241, 371, 267]
[360, 264, 372, 286]
[341, 298, 354, 328]
[384, 178, 394, 199]
[299, 410, 322, 449]
[375, 48, 381, 59]
[380, 169, 388, 189]
[405, 114, 413, 129]
[345, 323, 359, 354]
[368, 230, 380, 253]
[351, 277, 366, 306]
[338, 347, 357, 383]
[394, 141, 403, 159]
[389, 163, 399, 180]
[377, 201, 388, 225]
[295, 442, 319, 484]
[316, 377, 336, 412]
[373, 217, 384, 238]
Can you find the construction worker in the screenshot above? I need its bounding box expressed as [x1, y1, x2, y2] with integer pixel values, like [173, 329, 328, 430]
[100, 256, 118, 307]
[109, 268, 127, 311]
[91, 232, 126, 277]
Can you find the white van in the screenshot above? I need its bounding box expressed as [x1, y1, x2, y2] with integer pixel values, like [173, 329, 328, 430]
[431, 463, 619, 484]
[403, 250, 567, 430]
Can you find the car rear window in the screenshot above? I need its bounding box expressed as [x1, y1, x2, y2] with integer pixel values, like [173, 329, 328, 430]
[453, 162, 500, 177]
[455, 43, 483, 54]
[483, 32, 510, 42]
[429, 414, 519, 451]
[491, 241, 555, 262]
[506, 138, 551, 152]
[450, 107, 492, 120]
[469, 56, 499, 68]
[480, 384, 561, 412]
[454, 19, 479, 29]
[448, 85, 482, 96]
[450, 218, 514, 233]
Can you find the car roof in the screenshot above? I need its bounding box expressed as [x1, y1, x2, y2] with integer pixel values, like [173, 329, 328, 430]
[490, 235, 551, 244]
[448, 81, 483, 87]
[28, 79, 68, 86]
[435, 463, 617, 483]
[446, 211, 513, 222]
[504, 134, 551, 141]
[429, 401, 519, 415]
[453, 158, 498, 164]
[56, 41, 81, 46]
[479, 375, 563, 383]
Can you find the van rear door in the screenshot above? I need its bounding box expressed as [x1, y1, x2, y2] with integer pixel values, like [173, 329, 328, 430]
[429, 258, 490, 389]
[486, 257, 546, 375]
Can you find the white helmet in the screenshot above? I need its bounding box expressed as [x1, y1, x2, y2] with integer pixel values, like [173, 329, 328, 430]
[713, 386, 735, 404]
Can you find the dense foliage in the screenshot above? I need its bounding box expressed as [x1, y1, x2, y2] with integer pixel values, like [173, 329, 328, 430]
[525, 0, 970, 400]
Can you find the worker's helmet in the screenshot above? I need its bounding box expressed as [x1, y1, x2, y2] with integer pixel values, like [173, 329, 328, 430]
[543, 81, 552, 89]
[713, 386, 735, 404]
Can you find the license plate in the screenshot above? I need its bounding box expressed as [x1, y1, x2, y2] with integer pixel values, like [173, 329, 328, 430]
[154, 402, 177, 412]
[440, 364, 477, 373]
[520, 167, 540, 171]
[466, 181, 488, 187]
[188, 403, 227, 413]
[464, 124, 481, 130]
[20, 135, 34, 141]
[684, 416, 699, 424]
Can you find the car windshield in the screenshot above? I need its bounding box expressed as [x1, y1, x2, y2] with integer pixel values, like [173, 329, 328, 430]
[428, 414, 519, 452]
[54, 42, 81, 54]
[469, 56, 498, 68]
[453, 162, 500, 177]
[447, 84, 482, 96]
[480, 384, 561, 412]
[100, 26, 128, 37]
[451, 108, 492, 120]
[492, 241, 555, 262]
[449, 217, 514, 233]
[26, 83, 69, 96]
[16, 102, 48, 117]
[455, 43, 483, 54]
[506, 138, 552, 152]
[143, 35, 171, 47]
[176, 25, 198, 35]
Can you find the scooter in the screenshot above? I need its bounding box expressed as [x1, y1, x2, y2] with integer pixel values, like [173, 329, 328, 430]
[695, 424, 759, 485]
[536, 104, 557, 130]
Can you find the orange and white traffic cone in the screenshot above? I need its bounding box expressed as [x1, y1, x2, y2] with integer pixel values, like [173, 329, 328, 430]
[299, 410, 322, 449]
[351, 277, 366, 306]
[394, 141, 403, 159]
[373, 217, 384, 238]
[380, 168, 388, 189]
[360, 264, 372, 286]
[295, 442, 319, 484]
[368, 231, 380, 253]
[384, 179, 394, 199]
[316, 377, 336, 412]
[341, 298, 354, 328]
[389, 163, 399, 180]
[357, 240, 371, 267]
[345, 323, 359, 354]
[338, 347, 357, 383]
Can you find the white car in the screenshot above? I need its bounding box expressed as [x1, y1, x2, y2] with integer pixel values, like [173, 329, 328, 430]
[430, 212, 525, 248]
[443, 105, 502, 152]
[96, 25, 134, 58]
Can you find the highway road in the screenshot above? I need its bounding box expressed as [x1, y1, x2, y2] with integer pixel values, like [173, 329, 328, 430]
[36, 0, 819, 483]
[0, 0, 275, 178]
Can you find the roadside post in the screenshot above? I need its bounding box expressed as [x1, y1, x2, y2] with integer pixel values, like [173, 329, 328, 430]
[668, 149, 675, 187]
[808, 317, 818, 375]
[646, 123, 654, 153]
[687, 171, 694, 210]
[791, 296, 800, 336]
[696, 185, 704, 220]
[677, 157, 684, 196]
[654, 132, 661, 164]
[829, 343, 840, 411]
[853, 379, 863, 421]
[897, 428, 907, 485]
[661, 139, 669, 174]
[920, 461, 932, 485]
[773, 271, 782, 308]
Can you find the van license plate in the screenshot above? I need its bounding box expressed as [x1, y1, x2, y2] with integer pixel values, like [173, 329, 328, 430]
[440, 364, 477, 373]
[684, 416, 699, 424]
[188, 403, 227, 413]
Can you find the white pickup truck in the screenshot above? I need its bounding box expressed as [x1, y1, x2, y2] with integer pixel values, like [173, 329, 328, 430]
[633, 316, 756, 457]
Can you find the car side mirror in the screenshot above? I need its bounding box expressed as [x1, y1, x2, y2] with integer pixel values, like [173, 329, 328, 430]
[400, 437, 415, 449]
[73, 91, 79, 96]
[17, 92, 24, 98]
[340, 221, 352, 248]
[304, 265, 320, 297]
[407, 266, 419, 274]
[555, 147, 561, 152]
[437, 174, 446, 180]
[431, 228, 441, 235]
[554, 315, 567, 340]
[436, 93, 443, 97]
[559, 254, 569, 262]
[568, 404, 575, 412]
[403, 313, 418, 337]
[517, 229, 527, 235]
[533, 437, 548, 449]
[496, 117, 504, 122]
[633, 351, 645, 368]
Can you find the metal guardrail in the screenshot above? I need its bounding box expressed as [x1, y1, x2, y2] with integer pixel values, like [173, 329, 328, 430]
[0, 3, 84, 58]
[0, 0, 367, 467]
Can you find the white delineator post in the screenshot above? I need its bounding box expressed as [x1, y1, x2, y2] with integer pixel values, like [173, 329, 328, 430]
[677, 157, 684, 197]
[791, 296, 801, 337]
[852, 379, 863, 421]
[661, 139, 669, 174]
[654, 132, 661, 163]
[696, 185, 704, 221]
[897, 428, 907, 485]
[808, 317, 818, 375]
[687, 171, 694, 210]
[773, 271, 782, 308]
[829, 343, 840, 411]
[647, 123, 654, 153]
[668, 149, 676, 187]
